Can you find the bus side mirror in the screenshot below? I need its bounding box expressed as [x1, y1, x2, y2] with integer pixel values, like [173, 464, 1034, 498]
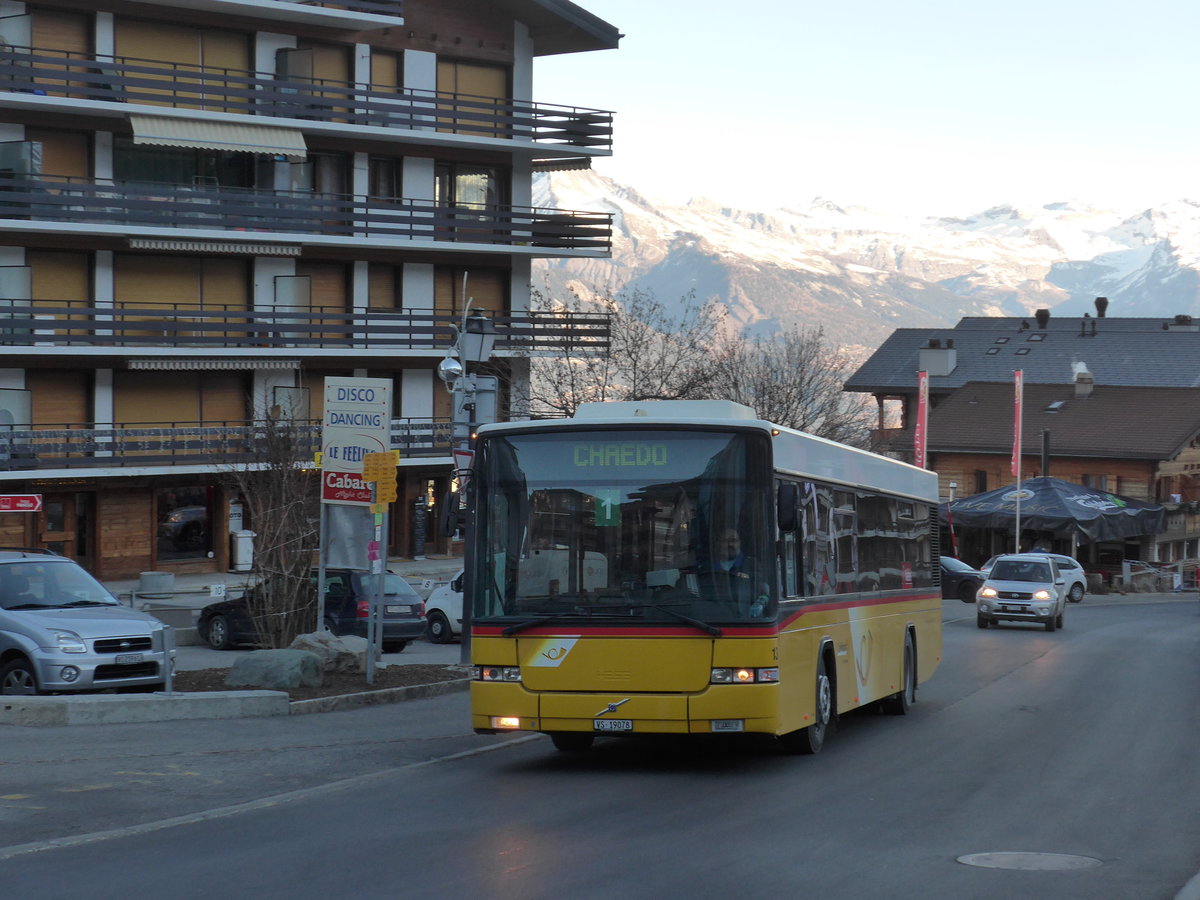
[777, 482, 799, 531]
[439, 490, 464, 536]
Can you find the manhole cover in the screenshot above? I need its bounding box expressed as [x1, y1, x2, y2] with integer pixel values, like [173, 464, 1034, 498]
[958, 852, 1103, 871]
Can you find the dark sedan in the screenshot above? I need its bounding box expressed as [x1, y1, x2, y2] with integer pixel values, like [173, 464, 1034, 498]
[197, 568, 425, 652]
[940, 556, 984, 603]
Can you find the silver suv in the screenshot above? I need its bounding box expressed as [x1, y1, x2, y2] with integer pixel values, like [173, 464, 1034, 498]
[976, 552, 1067, 632]
[0, 550, 174, 695]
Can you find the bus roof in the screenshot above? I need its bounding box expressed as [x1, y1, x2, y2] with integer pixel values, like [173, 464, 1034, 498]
[475, 400, 938, 504]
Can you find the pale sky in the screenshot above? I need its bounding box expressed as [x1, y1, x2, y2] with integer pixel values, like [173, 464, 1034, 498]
[537, 0, 1200, 216]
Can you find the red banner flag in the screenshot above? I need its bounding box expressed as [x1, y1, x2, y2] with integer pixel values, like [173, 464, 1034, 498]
[913, 370, 929, 469]
[1011, 369, 1024, 477]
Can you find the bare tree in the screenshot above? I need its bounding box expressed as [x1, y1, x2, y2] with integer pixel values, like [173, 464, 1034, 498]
[708, 324, 875, 446]
[221, 408, 320, 648]
[519, 282, 726, 417]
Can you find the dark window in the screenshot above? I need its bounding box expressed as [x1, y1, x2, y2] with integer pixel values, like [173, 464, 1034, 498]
[157, 486, 213, 560]
[113, 138, 254, 188]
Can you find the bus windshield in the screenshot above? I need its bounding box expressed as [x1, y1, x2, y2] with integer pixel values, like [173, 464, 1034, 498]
[471, 428, 774, 626]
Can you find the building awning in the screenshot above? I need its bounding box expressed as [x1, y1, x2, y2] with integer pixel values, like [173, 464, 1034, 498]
[129, 115, 308, 160]
[129, 238, 302, 257]
[532, 157, 593, 174]
[128, 359, 300, 371]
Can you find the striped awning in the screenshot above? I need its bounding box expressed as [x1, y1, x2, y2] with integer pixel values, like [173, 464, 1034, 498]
[128, 359, 300, 371]
[532, 157, 593, 173]
[129, 115, 308, 160]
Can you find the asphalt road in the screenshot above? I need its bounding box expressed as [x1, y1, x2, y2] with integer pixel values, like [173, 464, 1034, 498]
[2, 594, 1198, 899]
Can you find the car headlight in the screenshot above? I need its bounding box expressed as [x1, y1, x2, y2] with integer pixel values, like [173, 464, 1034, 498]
[1033, 590, 1052, 600]
[980, 587, 998, 599]
[51, 630, 87, 653]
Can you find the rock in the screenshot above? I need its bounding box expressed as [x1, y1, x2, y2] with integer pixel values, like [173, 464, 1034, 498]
[290, 632, 366, 674]
[226, 649, 323, 690]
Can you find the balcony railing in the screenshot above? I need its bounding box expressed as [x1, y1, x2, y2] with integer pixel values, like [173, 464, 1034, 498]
[0, 302, 611, 352]
[0, 46, 613, 150]
[0, 417, 449, 471]
[0, 175, 612, 252]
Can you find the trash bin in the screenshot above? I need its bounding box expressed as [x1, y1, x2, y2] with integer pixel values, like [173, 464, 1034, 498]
[231, 530, 256, 572]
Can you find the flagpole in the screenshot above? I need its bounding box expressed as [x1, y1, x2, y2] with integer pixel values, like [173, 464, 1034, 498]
[1013, 369, 1023, 552]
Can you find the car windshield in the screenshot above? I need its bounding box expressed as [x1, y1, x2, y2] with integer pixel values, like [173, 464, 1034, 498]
[0, 561, 119, 610]
[991, 560, 1052, 582]
[942, 557, 975, 572]
[351, 572, 418, 600]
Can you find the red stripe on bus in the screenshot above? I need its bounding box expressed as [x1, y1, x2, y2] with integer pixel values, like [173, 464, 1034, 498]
[471, 592, 939, 638]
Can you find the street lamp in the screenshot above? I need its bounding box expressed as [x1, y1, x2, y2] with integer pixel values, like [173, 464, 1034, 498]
[440, 305, 499, 445]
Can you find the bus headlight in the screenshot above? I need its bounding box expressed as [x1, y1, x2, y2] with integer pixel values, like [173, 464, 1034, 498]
[711, 667, 779, 684]
[474, 665, 522, 682]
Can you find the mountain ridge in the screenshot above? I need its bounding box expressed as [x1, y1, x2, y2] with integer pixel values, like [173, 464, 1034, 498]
[533, 170, 1200, 357]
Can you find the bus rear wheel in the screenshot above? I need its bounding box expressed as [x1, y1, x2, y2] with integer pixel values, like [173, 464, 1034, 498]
[781, 656, 832, 755]
[550, 732, 594, 752]
[882, 633, 915, 715]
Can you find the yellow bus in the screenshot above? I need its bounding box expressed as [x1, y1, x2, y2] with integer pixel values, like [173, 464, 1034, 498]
[466, 400, 941, 753]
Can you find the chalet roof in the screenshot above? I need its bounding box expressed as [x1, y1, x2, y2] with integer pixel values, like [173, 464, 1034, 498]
[924, 382, 1200, 460]
[845, 315, 1200, 393]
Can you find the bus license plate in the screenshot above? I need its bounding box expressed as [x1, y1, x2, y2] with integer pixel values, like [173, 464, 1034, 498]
[115, 653, 144, 665]
[594, 719, 633, 732]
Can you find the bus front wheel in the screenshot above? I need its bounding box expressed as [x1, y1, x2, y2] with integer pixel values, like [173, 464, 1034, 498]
[550, 732, 594, 752]
[781, 656, 832, 755]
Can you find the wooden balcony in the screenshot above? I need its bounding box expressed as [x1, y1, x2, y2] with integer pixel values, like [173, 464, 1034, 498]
[0, 417, 448, 472]
[0, 46, 612, 151]
[0, 175, 612, 253]
[0, 302, 611, 353]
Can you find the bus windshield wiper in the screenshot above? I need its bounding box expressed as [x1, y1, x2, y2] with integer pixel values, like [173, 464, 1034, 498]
[502, 611, 586, 636]
[626, 603, 722, 637]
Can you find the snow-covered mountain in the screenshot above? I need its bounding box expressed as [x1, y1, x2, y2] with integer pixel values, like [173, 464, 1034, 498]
[533, 170, 1200, 359]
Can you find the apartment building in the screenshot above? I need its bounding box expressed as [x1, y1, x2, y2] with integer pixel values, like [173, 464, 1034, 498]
[0, 0, 618, 579]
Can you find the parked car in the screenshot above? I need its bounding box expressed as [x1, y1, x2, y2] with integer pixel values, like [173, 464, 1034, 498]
[1045, 553, 1087, 602]
[976, 552, 1067, 631]
[424, 569, 464, 643]
[940, 556, 984, 603]
[980, 551, 1087, 603]
[0, 548, 174, 695]
[197, 568, 425, 652]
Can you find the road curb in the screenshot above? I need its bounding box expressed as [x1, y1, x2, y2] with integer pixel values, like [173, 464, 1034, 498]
[288, 677, 471, 715]
[0, 678, 472, 727]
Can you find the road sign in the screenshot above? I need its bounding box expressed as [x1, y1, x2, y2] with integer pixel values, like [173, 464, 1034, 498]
[453, 448, 475, 472]
[0, 494, 42, 512]
[362, 451, 398, 503]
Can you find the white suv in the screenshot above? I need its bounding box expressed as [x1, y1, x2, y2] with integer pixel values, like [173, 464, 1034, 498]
[0, 550, 174, 694]
[976, 553, 1067, 632]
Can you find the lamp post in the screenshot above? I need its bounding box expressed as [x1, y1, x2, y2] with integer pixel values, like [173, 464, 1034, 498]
[437, 301, 498, 666]
[946, 481, 959, 558]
